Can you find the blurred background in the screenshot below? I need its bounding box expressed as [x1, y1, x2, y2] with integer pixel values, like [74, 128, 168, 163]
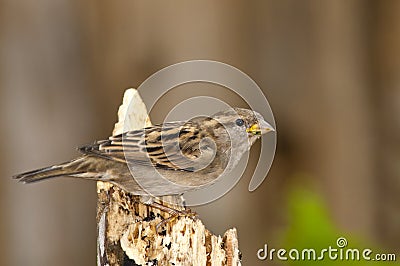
[1, 1, 399, 265]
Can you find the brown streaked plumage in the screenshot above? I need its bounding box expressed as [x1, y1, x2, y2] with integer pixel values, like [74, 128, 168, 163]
[14, 108, 274, 197]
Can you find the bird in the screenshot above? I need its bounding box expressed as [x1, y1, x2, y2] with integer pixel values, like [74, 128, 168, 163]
[14, 108, 274, 200]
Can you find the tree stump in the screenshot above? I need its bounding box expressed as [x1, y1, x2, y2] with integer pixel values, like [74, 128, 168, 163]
[96, 89, 241, 266]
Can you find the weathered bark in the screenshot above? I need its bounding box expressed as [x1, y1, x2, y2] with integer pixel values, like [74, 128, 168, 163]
[96, 89, 240, 266]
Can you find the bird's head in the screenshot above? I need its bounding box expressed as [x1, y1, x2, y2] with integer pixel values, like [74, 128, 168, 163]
[192, 107, 275, 173]
[212, 107, 274, 139]
[210, 107, 275, 149]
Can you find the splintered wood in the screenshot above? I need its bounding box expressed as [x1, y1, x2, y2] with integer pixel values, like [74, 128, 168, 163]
[96, 88, 241, 266]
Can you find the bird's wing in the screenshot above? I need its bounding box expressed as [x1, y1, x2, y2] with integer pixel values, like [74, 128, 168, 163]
[78, 122, 209, 172]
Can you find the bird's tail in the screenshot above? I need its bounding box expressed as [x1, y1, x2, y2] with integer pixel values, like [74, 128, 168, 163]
[13, 158, 86, 183]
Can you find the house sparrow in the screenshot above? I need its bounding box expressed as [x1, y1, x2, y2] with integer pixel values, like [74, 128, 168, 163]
[14, 108, 274, 197]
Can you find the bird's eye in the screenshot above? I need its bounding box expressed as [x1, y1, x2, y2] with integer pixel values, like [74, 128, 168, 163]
[235, 119, 245, 126]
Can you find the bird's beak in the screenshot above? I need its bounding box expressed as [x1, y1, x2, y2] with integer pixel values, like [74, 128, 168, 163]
[246, 120, 275, 135]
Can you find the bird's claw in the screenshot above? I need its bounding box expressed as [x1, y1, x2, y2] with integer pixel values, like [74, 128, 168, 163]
[155, 208, 198, 233]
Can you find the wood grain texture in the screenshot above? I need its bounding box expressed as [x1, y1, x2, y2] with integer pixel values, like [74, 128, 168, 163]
[97, 89, 241, 265]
